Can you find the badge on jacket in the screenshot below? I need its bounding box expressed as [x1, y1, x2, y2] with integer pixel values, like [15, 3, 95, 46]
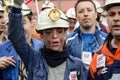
[97, 54, 106, 68]
[97, 54, 107, 75]
[69, 71, 78, 80]
[82, 52, 92, 65]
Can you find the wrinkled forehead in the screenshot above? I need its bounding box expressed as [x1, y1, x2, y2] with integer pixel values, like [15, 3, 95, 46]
[107, 6, 120, 12]
[76, 1, 96, 10]
[43, 27, 66, 30]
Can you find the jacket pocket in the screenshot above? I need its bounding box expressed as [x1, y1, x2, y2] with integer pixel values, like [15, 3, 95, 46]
[32, 68, 46, 80]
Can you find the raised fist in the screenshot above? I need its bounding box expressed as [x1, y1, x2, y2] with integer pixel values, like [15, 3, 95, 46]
[14, 0, 24, 5]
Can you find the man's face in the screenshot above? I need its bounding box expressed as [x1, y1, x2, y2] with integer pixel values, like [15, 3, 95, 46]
[76, 1, 97, 30]
[107, 6, 120, 38]
[23, 16, 33, 39]
[42, 28, 66, 51]
[68, 18, 77, 28]
[0, 11, 6, 34]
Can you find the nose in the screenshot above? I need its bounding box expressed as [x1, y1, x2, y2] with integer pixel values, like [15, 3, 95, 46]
[0, 18, 5, 24]
[52, 30, 58, 38]
[84, 10, 88, 17]
[113, 14, 120, 23]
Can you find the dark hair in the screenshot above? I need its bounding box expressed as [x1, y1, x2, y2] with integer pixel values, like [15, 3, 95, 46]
[24, 11, 33, 21]
[36, 28, 68, 34]
[96, 13, 101, 22]
[74, 0, 97, 15]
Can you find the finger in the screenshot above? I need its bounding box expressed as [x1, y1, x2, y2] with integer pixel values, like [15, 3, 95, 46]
[6, 57, 16, 67]
[0, 62, 9, 69]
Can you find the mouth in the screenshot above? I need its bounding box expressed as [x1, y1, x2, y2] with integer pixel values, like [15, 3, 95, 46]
[52, 41, 60, 47]
[112, 25, 120, 30]
[83, 18, 90, 23]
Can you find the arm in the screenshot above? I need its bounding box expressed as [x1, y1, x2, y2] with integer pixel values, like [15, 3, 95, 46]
[8, 0, 34, 69]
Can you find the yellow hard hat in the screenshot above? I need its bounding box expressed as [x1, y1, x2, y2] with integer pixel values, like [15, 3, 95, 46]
[104, 0, 120, 10]
[66, 8, 76, 19]
[36, 8, 69, 31]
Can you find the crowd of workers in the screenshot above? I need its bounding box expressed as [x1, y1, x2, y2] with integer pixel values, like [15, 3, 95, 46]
[0, 0, 120, 80]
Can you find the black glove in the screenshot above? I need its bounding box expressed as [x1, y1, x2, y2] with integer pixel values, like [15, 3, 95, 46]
[14, 0, 24, 5]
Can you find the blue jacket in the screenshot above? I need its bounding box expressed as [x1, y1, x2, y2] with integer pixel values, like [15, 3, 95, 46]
[0, 40, 18, 80]
[31, 38, 44, 51]
[66, 26, 107, 59]
[0, 36, 43, 80]
[8, 8, 88, 80]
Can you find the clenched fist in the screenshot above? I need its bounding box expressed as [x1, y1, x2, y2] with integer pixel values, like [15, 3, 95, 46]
[14, 0, 24, 5]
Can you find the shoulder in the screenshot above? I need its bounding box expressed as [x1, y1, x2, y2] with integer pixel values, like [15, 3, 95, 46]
[32, 38, 44, 47]
[66, 32, 78, 43]
[95, 27, 108, 39]
[0, 40, 13, 48]
[66, 27, 81, 44]
[100, 31, 108, 38]
[68, 55, 85, 66]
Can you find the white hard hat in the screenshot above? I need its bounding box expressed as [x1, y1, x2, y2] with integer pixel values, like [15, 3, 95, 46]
[22, 3, 31, 16]
[66, 8, 75, 19]
[92, 0, 103, 13]
[42, 1, 54, 9]
[75, 21, 79, 29]
[104, 0, 120, 10]
[36, 8, 69, 31]
[0, 1, 4, 11]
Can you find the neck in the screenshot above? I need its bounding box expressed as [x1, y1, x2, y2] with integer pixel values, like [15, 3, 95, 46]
[0, 34, 3, 43]
[67, 27, 75, 33]
[96, 21, 101, 30]
[27, 36, 32, 46]
[81, 25, 96, 33]
[111, 38, 120, 48]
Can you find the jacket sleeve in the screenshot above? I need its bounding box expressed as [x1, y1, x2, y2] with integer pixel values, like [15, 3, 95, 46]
[8, 7, 35, 69]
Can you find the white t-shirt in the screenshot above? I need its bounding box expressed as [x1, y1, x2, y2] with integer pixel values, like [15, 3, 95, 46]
[48, 61, 66, 80]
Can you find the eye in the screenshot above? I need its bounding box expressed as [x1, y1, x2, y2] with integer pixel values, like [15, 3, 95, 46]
[57, 28, 64, 33]
[44, 29, 52, 34]
[23, 21, 26, 24]
[108, 12, 115, 17]
[118, 11, 120, 15]
[87, 9, 92, 12]
[79, 10, 83, 13]
[0, 16, 3, 19]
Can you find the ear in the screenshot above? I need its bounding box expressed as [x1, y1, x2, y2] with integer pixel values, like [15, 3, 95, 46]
[30, 21, 35, 28]
[95, 12, 98, 19]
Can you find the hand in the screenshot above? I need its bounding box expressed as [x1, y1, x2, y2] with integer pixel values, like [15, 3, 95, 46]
[0, 23, 6, 34]
[0, 56, 16, 69]
[14, 0, 24, 5]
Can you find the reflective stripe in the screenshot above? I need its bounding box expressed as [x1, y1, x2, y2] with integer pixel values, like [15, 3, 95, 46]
[66, 33, 78, 44]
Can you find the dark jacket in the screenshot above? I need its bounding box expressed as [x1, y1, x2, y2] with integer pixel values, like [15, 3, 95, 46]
[89, 34, 120, 80]
[8, 7, 88, 80]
